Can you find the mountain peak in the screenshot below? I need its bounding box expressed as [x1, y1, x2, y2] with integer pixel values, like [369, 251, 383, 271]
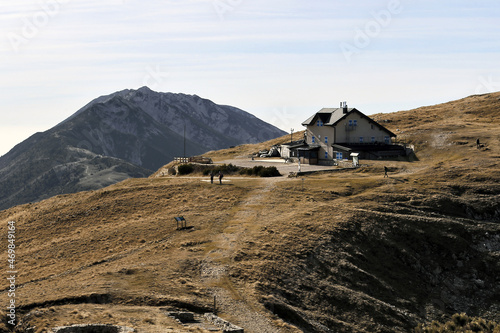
[0, 89, 286, 210]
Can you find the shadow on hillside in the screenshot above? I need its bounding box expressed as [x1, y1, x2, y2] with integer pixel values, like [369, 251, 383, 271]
[385, 176, 409, 184]
[384, 151, 419, 162]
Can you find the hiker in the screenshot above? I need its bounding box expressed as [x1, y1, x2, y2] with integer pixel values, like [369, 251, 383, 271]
[218, 171, 224, 185]
[476, 138, 480, 149]
[210, 171, 214, 184]
[384, 166, 389, 178]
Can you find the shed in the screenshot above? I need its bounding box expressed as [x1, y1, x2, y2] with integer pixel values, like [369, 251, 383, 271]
[297, 145, 320, 165]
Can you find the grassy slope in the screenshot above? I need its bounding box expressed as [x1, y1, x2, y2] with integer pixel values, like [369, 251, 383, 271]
[0, 93, 499, 332]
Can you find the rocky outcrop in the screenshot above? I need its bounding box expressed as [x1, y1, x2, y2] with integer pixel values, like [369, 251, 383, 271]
[204, 313, 244, 333]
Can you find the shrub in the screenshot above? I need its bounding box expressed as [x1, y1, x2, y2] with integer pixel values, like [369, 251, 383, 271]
[220, 163, 240, 174]
[198, 164, 280, 177]
[258, 166, 281, 177]
[177, 164, 194, 175]
[251, 165, 263, 175]
[201, 164, 242, 176]
[452, 313, 468, 327]
[244, 165, 281, 177]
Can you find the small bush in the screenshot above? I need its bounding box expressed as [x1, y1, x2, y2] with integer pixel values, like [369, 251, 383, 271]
[258, 166, 281, 177]
[195, 164, 280, 177]
[219, 163, 240, 174]
[177, 164, 194, 175]
[251, 165, 264, 175]
[201, 164, 241, 176]
[243, 165, 280, 177]
[452, 313, 468, 327]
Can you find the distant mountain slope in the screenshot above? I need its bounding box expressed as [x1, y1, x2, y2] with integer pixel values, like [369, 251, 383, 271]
[65, 86, 286, 159]
[0, 87, 286, 210]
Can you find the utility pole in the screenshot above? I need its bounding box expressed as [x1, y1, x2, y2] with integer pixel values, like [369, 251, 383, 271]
[183, 124, 186, 159]
[290, 128, 294, 144]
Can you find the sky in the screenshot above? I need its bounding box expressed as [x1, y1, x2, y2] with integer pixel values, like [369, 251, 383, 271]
[1, 0, 499, 155]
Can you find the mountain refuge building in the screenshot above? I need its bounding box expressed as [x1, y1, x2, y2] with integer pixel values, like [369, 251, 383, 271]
[282, 102, 407, 165]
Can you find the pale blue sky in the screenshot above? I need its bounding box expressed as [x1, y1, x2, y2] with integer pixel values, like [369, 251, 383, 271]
[1, 0, 499, 155]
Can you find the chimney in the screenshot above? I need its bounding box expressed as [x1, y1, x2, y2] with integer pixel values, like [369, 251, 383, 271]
[342, 101, 348, 114]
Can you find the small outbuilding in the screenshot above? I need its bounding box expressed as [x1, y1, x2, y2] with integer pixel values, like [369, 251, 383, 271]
[350, 152, 360, 167]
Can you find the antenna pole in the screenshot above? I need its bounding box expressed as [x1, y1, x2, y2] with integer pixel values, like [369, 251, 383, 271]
[183, 124, 186, 159]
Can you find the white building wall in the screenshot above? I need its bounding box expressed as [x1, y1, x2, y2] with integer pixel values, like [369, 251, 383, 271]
[336, 114, 391, 144]
[305, 124, 334, 160]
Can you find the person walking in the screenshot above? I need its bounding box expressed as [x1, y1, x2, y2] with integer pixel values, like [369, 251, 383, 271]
[476, 138, 481, 149]
[384, 166, 389, 178]
[218, 171, 224, 185]
[210, 171, 214, 184]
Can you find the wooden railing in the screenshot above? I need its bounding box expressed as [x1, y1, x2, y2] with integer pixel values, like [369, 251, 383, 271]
[174, 156, 213, 164]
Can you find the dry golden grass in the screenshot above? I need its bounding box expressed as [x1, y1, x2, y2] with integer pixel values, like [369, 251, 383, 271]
[1, 92, 499, 332]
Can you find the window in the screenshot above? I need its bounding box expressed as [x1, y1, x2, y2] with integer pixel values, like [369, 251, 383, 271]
[359, 136, 364, 143]
[371, 136, 375, 143]
[384, 136, 391, 144]
[371, 124, 374, 130]
[324, 136, 328, 144]
[317, 120, 323, 127]
[325, 152, 329, 159]
[336, 152, 343, 160]
[348, 120, 352, 126]
[312, 136, 315, 143]
[353, 119, 357, 126]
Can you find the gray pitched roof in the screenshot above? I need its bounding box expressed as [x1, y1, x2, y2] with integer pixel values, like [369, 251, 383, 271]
[302, 108, 357, 126]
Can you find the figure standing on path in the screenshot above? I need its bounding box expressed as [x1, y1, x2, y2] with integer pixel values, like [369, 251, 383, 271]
[476, 138, 481, 149]
[298, 159, 301, 173]
[218, 171, 224, 185]
[384, 166, 389, 178]
[210, 171, 214, 184]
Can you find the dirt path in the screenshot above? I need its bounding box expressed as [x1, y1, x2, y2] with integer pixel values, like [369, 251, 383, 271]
[201, 178, 284, 333]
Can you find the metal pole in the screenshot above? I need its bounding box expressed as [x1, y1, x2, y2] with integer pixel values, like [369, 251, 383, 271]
[183, 124, 186, 158]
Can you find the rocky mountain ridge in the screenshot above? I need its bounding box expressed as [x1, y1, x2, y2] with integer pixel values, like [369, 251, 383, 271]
[0, 87, 286, 210]
[66, 87, 284, 154]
